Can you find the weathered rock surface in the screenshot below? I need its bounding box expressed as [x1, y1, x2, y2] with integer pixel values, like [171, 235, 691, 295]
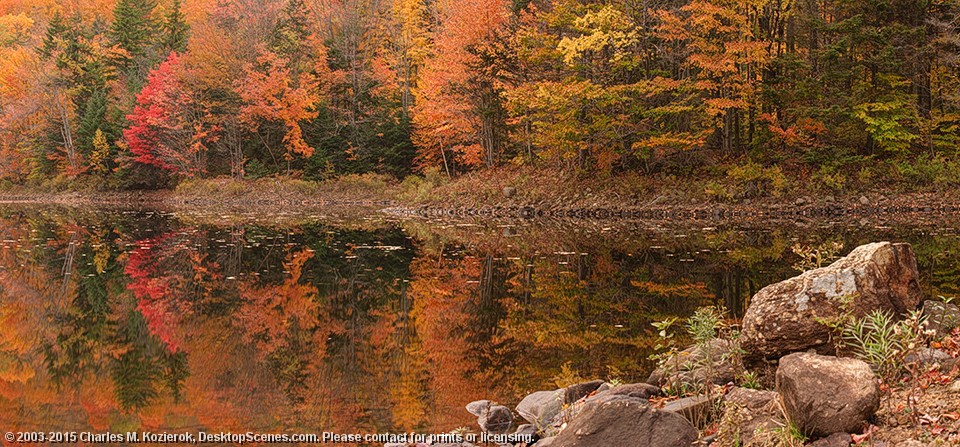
[808, 432, 852, 447]
[466, 400, 514, 433]
[478, 404, 514, 433]
[514, 424, 537, 437]
[550, 382, 661, 432]
[516, 390, 563, 429]
[534, 436, 555, 447]
[516, 380, 610, 434]
[563, 380, 604, 403]
[922, 299, 960, 338]
[741, 242, 922, 360]
[903, 348, 951, 366]
[661, 394, 715, 428]
[466, 400, 493, 416]
[715, 387, 783, 446]
[586, 383, 660, 403]
[646, 338, 743, 388]
[550, 397, 698, 447]
[776, 352, 880, 437]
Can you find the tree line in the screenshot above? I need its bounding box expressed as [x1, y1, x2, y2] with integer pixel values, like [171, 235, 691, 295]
[1, 0, 959, 188]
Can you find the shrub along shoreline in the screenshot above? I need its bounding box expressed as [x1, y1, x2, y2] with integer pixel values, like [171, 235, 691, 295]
[4, 167, 960, 222]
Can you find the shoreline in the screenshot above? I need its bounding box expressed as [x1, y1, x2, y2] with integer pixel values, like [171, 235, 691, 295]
[4, 171, 960, 224]
[3, 187, 960, 224]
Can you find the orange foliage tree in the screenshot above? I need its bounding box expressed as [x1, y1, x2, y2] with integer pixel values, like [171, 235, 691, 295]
[235, 47, 330, 166]
[412, 0, 512, 174]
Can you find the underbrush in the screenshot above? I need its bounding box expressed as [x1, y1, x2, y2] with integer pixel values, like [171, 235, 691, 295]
[6, 154, 960, 208]
[174, 173, 397, 201]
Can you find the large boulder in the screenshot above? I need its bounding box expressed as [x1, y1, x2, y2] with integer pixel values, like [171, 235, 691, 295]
[741, 242, 922, 360]
[517, 390, 564, 430]
[517, 381, 606, 433]
[586, 383, 660, 403]
[661, 395, 715, 428]
[646, 338, 743, 389]
[552, 383, 661, 431]
[478, 404, 513, 433]
[466, 400, 514, 433]
[550, 397, 698, 447]
[715, 387, 783, 446]
[466, 400, 493, 416]
[563, 380, 604, 403]
[776, 353, 880, 438]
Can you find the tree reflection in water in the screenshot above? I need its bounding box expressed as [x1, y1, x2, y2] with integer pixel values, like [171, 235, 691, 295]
[0, 208, 958, 434]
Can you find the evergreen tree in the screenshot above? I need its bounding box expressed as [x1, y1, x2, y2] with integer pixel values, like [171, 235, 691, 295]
[40, 12, 117, 161]
[39, 11, 69, 60]
[162, 0, 190, 54]
[76, 90, 109, 157]
[109, 0, 158, 66]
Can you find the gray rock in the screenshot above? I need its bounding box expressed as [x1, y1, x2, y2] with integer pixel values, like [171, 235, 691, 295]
[741, 242, 922, 360]
[478, 404, 514, 433]
[550, 397, 698, 447]
[502, 186, 517, 198]
[466, 400, 493, 416]
[776, 352, 880, 437]
[586, 383, 660, 403]
[809, 432, 852, 447]
[646, 338, 742, 388]
[516, 389, 563, 429]
[922, 299, 960, 338]
[564, 380, 604, 404]
[514, 424, 537, 437]
[716, 387, 783, 447]
[555, 384, 659, 432]
[903, 348, 951, 366]
[661, 394, 715, 428]
[859, 196, 870, 205]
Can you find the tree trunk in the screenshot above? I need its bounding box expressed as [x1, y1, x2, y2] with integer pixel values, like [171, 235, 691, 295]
[56, 88, 78, 169]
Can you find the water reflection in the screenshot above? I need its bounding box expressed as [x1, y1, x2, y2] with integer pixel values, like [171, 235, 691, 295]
[1, 208, 958, 436]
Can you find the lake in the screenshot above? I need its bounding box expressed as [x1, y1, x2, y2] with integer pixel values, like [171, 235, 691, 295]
[0, 205, 958, 437]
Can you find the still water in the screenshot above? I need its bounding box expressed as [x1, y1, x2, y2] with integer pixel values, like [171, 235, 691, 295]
[0, 206, 958, 436]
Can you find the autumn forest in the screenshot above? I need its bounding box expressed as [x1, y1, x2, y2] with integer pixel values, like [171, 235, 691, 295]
[0, 0, 958, 192]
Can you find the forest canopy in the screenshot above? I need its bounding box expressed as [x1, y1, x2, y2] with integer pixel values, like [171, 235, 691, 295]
[0, 0, 959, 189]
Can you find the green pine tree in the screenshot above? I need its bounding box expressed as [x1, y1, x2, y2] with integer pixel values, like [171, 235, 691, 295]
[162, 0, 190, 54]
[109, 0, 159, 66]
[77, 90, 109, 157]
[39, 11, 69, 60]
